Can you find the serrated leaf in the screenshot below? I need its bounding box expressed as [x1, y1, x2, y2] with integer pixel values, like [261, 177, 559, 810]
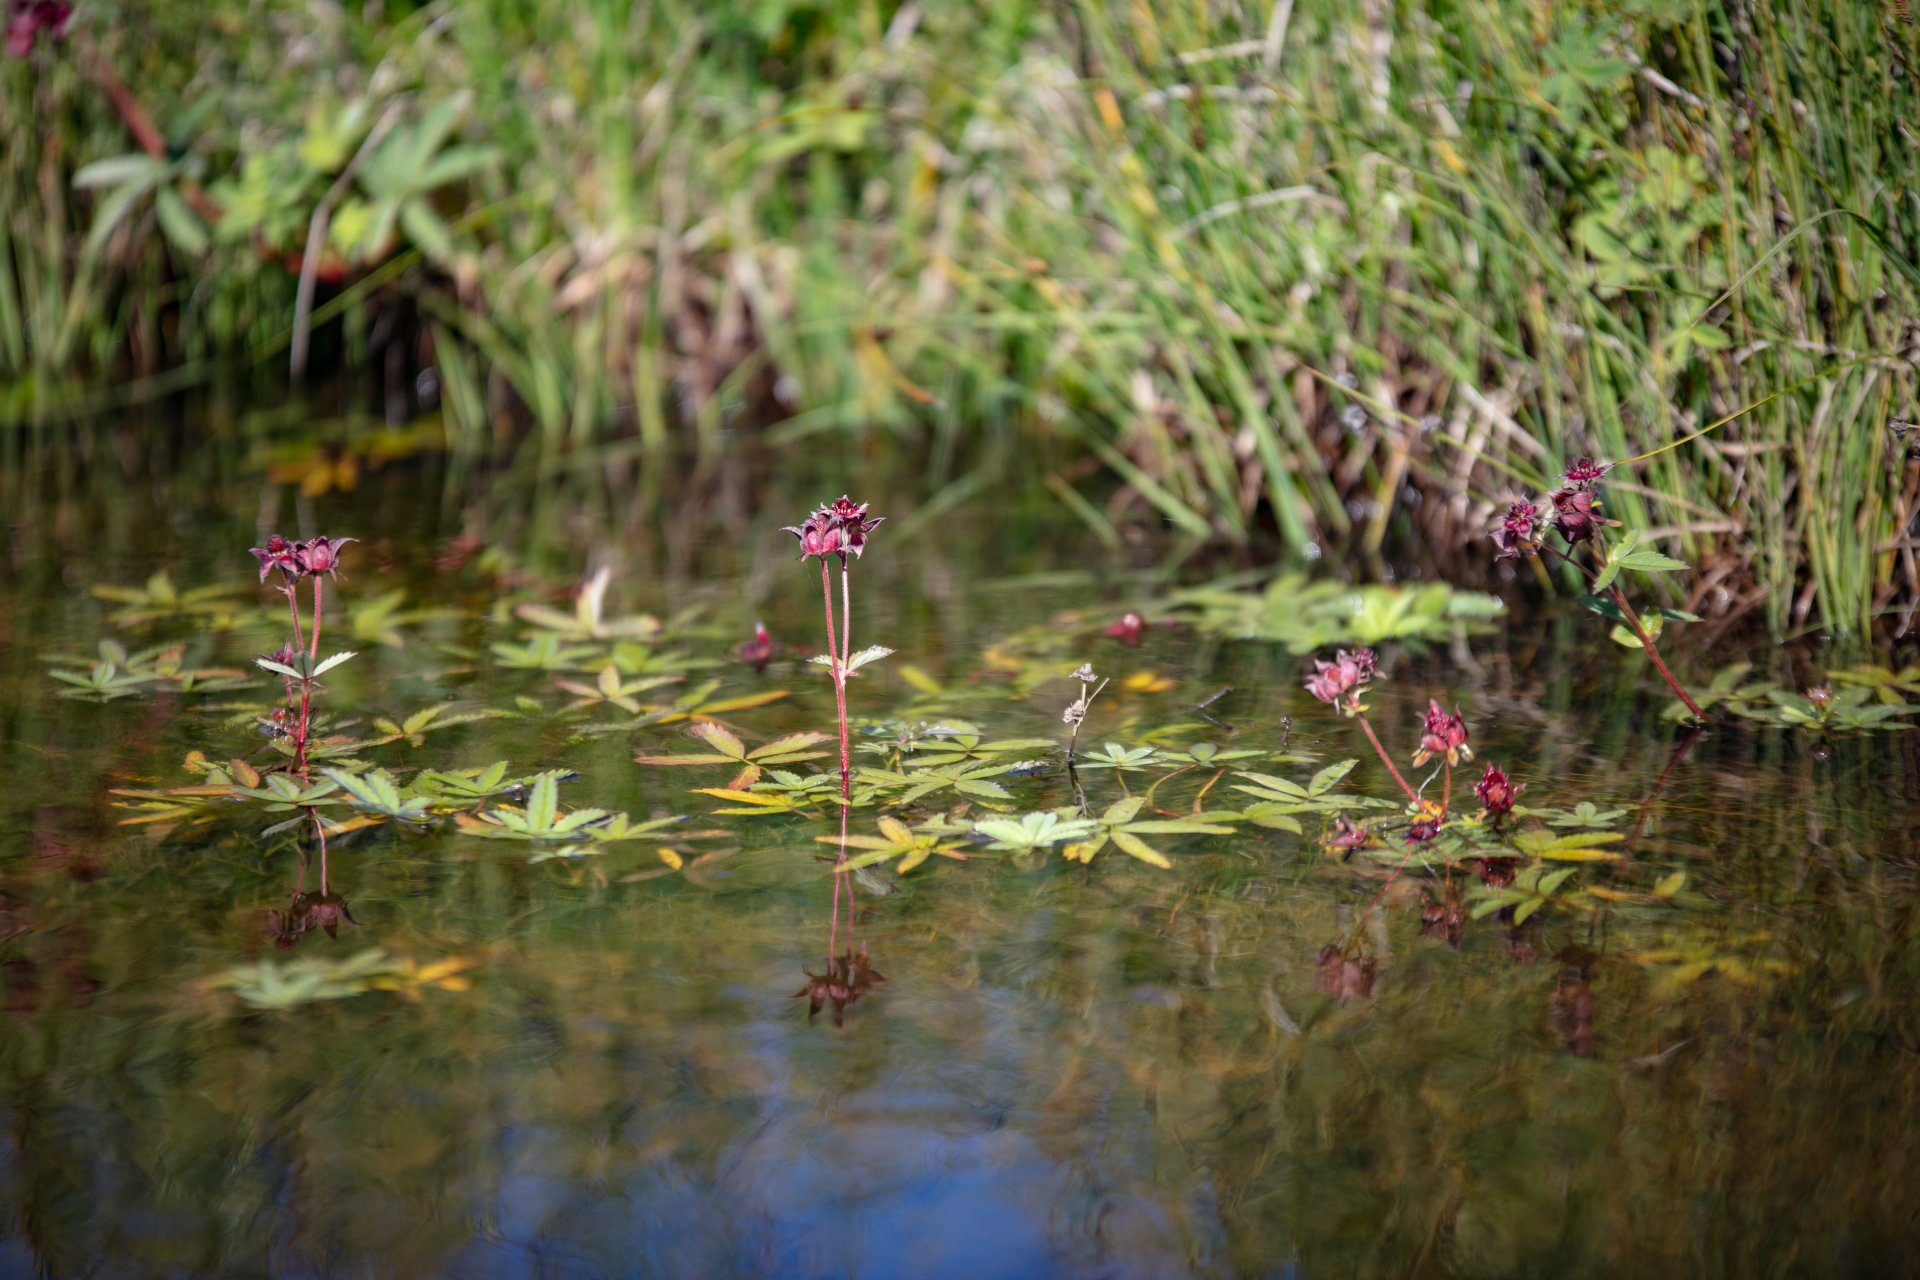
[256, 658, 303, 678]
[688, 721, 746, 759]
[1111, 830, 1173, 868]
[313, 650, 358, 677]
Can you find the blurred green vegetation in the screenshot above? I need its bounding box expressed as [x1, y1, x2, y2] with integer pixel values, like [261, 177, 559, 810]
[4, 0, 1919, 635]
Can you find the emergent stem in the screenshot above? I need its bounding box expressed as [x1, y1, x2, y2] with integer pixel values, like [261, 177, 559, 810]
[1356, 713, 1418, 803]
[1567, 541, 1704, 720]
[821, 558, 850, 797]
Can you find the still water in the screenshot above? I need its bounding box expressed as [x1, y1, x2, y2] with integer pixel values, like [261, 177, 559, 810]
[2, 422, 1917, 1277]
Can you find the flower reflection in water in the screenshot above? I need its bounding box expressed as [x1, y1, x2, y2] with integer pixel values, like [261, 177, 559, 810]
[797, 802, 885, 1026]
[265, 814, 358, 951]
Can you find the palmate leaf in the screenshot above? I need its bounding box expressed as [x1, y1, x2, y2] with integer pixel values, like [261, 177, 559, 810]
[901, 735, 1059, 767]
[1512, 830, 1626, 861]
[636, 725, 833, 787]
[974, 810, 1098, 851]
[815, 814, 970, 873]
[369, 702, 508, 748]
[1064, 795, 1238, 867]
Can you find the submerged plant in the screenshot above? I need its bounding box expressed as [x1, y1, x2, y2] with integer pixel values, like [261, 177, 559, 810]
[782, 496, 888, 798]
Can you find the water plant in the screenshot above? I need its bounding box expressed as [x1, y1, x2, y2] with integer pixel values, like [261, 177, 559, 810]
[248, 533, 358, 776]
[782, 496, 887, 799]
[1493, 458, 1704, 719]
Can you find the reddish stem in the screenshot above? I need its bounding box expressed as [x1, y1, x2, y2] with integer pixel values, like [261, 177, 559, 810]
[1606, 584, 1705, 719]
[820, 559, 849, 797]
[1356, 713, 1417, 802]
[1441, 762, 1452, 820]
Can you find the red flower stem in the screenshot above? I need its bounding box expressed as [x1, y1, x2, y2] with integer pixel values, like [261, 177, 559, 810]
[840, 560, 852, 666]
[1562, 542, 1705, 720]
[1441, 763, 1452, 821]
[1606, 585, 1704, 719]
[1356, 713, 1417, 802]
[295, 576, 325, 779]
[820, 559, 849, 798]
[308, 577, 324, 662]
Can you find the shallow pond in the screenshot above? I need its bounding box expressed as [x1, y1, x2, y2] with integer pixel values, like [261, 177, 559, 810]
[3, 425, 1919, 1278]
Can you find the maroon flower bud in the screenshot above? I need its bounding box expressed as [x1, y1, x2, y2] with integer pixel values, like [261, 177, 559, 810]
[1473, 762, 1522, 819]
[5, 1, 72, 58]
[1492, 501, 1543, 560]
[1405, 816, 1440, 846]
[1411, 699, 1472, 768]
[1561, 456, 1611, 489]
[249, 534, 302, 583]
[739, 621, 777, 673]
[782, 497, 880, 563]
[1548, 487, 1597, 545]
[293, 535, 355, 578]
[1105, 611, 1146, 646]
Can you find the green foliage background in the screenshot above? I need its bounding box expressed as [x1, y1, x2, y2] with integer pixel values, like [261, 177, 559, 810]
[4, 0, 1919, 634]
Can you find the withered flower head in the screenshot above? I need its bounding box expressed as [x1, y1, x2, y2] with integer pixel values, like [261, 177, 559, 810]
[1492, 501, 1543, 560]
[1561, 456, 1611, 490]
[1411, 700, 1472, 768]
[249, 535, 302, 583]
[739, 621, 777, 673]
[294, 535, 355, 578]
[1548, 487, 1598, 545]
[1105, 611, 1146, 646]
[1473, 762, 1522, 819]
[1806, 684, 1834, 706]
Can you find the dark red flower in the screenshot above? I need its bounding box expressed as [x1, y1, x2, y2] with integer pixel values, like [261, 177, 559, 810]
[1561, 456, 1611, 489]
[781, 497, 881, 563]
[293, 535, 355, 578]
[1304, 647, 1377, 717]
[1492, 501, 1543, 560]
[1406, 816, 1440, 845]
[739, 621, 777, 673]
[1411, 700, 1471, 768]
[1473, 762, 1522, 819]
[5, 0, 71, 58]
[1104, 610, 1145, 646]
[1323, 814, 1371, 854]
[249, 535, 302, 583]
[1548, 487, 1597, 545]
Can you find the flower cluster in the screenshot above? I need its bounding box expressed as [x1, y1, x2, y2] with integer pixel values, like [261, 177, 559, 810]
[1411, 700, 1471, 768]
[1473, 762, 1522, 820]
[1492, 457, 1613, 560]
[1303, 647, 1377, 717]
[781, 496, 884, 563]
[5, 0, 71, 58]
[249, 534, 357, 584]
